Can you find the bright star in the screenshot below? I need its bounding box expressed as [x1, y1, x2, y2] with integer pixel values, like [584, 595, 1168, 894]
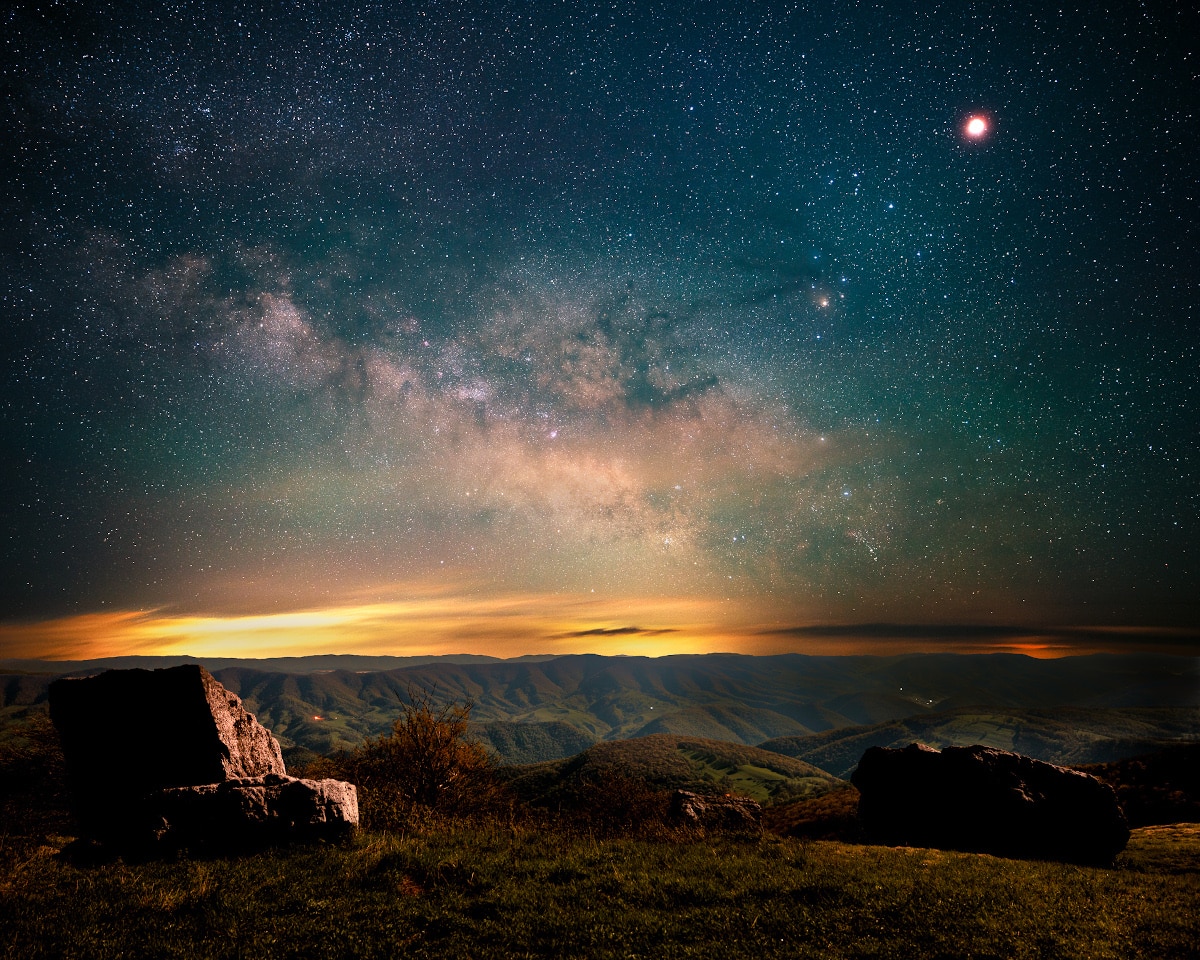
[965, 116, 988, 138]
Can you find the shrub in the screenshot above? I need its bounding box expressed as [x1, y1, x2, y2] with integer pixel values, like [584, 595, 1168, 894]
[314, 687, 508, 829]
[763, 785, 865, 842]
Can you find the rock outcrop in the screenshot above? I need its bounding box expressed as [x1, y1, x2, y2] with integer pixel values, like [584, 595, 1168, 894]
[48, 665, 356, 850]
[668, 789, 762, 832]
[150, 774, 358, 849]
[851, 742, 1129, 864]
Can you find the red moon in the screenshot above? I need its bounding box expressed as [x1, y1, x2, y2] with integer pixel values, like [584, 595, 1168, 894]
[965, 116, 988, 138]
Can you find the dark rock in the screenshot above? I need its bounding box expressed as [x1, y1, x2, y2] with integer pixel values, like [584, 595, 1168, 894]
[49, 664, 284, 783]
[149, 774, 358, 850]
[49, 665, 288, 844]
[668, 789, 762, 832]
[851, 742, 1129, 864]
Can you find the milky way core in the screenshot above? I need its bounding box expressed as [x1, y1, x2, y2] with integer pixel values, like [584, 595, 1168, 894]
[1, 2, 1196, 660]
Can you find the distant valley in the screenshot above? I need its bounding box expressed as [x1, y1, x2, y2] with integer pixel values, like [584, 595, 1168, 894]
[4, 652, 1197, 771]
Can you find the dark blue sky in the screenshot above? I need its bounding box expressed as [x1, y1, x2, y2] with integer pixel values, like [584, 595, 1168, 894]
[2, 1, 1197, 658]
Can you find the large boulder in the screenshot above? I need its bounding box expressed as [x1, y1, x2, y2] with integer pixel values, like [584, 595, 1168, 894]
[48, 665, 356, 849]
[49, 664, 284, 788]
[668, 789, 762, 832]
[149, 774, 359, 850]
[851, 742, 1129, 864]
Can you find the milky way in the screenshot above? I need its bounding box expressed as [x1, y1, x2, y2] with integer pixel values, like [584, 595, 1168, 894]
[2, 2, 1196, 658]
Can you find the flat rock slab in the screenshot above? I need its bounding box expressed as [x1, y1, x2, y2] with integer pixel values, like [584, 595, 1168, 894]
[49, 664, 286, 842]
[852, 742, 1129, 864]
[151, 774, 358, 849]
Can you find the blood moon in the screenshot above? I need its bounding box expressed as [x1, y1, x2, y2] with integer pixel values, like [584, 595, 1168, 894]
[964, 115, 989, 139]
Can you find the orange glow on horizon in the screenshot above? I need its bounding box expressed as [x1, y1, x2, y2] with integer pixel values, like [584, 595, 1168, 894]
[0, 593, 1194, 662]
[0, 592, 758, 661]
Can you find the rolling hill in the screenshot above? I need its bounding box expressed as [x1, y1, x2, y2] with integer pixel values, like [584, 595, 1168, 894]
[503, 733, 846, 809]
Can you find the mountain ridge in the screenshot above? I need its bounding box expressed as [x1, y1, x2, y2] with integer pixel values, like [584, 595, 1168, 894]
[5, 653, 1196, 764]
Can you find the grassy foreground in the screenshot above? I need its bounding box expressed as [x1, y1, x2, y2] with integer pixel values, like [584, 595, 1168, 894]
[2, 825, 1198, 960]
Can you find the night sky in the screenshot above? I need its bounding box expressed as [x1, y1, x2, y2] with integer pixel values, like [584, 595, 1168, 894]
[2, 1, 1197, 660]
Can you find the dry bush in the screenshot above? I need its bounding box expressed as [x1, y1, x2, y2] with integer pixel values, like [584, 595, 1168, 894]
[762, 786, 864, 842]
[312, 687, 510, 830]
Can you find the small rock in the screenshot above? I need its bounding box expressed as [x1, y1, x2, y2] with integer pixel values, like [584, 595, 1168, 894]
[668, 789, 762, 832]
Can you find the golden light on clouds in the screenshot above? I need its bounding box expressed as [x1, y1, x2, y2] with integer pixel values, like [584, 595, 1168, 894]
[0, 588, 760, 662]
[2, 582, 1192, 661]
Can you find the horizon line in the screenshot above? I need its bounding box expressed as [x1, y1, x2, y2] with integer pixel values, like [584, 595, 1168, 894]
[2, 602, 1198, 662]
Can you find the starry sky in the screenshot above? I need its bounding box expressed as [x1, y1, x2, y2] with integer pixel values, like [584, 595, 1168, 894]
[2, 1, 1197, 661]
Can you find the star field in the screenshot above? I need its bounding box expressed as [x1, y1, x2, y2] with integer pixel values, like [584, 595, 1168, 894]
[1, 1, 1197, 658]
